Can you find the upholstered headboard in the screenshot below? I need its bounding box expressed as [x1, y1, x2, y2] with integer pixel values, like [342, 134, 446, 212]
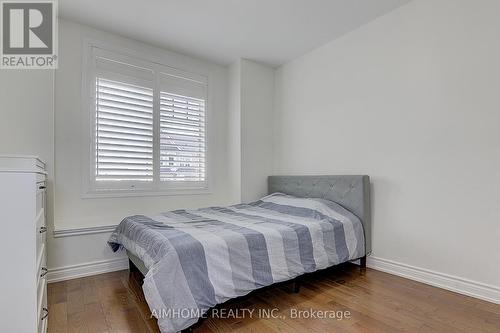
[268, 175, 371, 255]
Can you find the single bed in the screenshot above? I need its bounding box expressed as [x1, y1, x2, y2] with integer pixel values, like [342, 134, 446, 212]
[109, 175, 371, 333]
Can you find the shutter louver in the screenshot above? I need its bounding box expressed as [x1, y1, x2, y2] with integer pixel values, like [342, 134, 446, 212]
[96, 78, 154, 182]
[159, 92, 206, 182]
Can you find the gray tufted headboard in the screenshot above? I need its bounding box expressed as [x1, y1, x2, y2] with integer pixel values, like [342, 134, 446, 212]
[268, 175, 371, 256]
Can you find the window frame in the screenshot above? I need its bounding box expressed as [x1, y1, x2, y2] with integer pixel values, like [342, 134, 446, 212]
[81, 39, 210, 198]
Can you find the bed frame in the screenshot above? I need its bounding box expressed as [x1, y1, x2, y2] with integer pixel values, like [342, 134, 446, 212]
[128, 175, 371, 333]
[268, 175, 371, 257]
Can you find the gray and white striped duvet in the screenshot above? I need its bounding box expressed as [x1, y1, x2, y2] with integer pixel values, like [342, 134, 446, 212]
[108, 193, 365, 333]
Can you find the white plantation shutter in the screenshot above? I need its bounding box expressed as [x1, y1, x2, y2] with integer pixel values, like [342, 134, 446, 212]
[95, 78, 154, 182]
[87, 47, 209, 194]
[160, 92, 206, 182]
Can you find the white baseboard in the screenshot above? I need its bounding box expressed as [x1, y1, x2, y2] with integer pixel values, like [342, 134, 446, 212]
[367, 256, 500, 305]
[46, 253, 500, 306]
[47, 257, 129, 283]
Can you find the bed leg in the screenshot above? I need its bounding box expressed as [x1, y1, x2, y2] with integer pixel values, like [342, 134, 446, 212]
[292, 278, 301, 293]
[180, 328, 193, 333]
[359, 256, 367, 270]
[129, 259, 139, 273]
[128, 259, 145, 286]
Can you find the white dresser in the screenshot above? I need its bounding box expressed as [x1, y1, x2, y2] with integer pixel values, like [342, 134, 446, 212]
[0, 156, 48, 333]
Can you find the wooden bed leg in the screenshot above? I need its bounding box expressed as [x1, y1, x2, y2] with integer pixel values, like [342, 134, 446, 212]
[359, 256, 367, 270]
[180, 328, 193, 333]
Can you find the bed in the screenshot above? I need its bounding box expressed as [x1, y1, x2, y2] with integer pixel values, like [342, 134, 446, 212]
[109, 175, 371, 333]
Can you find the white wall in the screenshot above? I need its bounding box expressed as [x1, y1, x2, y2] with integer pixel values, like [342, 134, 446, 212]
[49, 19, 236, 272]
[240, 60, 274, 202]
[0, 71, 54, 162]
[227, 60, 242, 203]
[0, 71, 55, 259]
[274, 0, 500, 290]
[227, 59, 275, 203]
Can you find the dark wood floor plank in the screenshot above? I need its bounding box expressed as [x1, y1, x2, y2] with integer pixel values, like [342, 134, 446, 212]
[49, 280, 68, 305]
[337, 269, 496, 333]
[67, 311, 88, 333]
[47, 302, 67, 333]
[66, 288, 85, 316]
[48, 264, 500, 333]
[83, 303, 110, 333]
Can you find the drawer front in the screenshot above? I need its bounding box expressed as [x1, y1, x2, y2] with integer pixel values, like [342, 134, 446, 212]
[37, 264, 47, 307]
[36, 212, 47, 264]
[37, 246, 47, 282]
[38, 312, 48, 333]
[37, 279, 48, 333]
[36, 182, 46, 219]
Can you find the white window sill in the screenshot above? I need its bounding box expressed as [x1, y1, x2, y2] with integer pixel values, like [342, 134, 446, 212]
[81, 187, 211, 199]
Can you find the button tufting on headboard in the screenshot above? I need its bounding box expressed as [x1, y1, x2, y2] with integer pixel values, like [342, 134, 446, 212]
[268, 175, 371, 256]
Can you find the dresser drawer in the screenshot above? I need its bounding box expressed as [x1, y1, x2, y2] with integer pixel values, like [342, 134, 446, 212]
[36, 182, 46, 219]
[37, 246, 47, 281]
[38, 312, 48, 333]
[36, 212, 46, 268]
[37, 279, 48, 333]
[0, 156, 47, 333]
[37, 252, 47, 305]
[37, 273, 47, 311]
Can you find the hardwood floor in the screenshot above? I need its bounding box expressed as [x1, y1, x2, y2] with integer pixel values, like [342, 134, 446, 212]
[47, 264, 500, 333]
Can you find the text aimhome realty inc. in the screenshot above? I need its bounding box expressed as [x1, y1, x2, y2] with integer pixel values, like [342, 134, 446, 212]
[151, 307, 352, 320]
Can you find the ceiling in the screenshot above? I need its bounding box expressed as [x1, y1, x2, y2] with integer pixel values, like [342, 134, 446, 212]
[59, 0, 411, 67]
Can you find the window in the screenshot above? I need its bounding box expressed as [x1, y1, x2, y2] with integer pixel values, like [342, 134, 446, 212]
[84, 45, 208, 196]
[159, 91, 206, 182]
[95, 78, 154, 183]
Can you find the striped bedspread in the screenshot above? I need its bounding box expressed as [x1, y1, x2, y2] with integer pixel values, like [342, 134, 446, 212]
[108, 193, 365, 333]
